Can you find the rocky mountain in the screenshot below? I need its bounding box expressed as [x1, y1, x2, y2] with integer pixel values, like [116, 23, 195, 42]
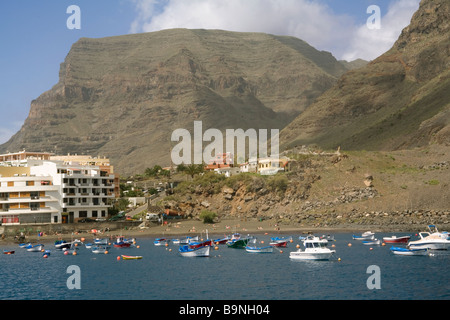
[0, 29, 352, 175]
[280, 0, 450, 152]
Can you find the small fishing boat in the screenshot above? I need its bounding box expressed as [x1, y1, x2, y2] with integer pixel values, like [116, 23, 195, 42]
[226, 237, 252, 249]
[179, 244, 210, 257]
[91, 246, 109, 254]
[94, 238, 109, 245]
[213, 236, 230, 245]
[19, 243, 31, 248]
[362, 239, 381, 245]
[289, 235, 335, 261]
[121, 255, 143, 260]
[179, 236, 199, 245]
[390, 246, 428, 256]
[172, 239, 180, 244]
[114, 236, 131, 248]
[26, 244, 44, 252]
[42, 250, 51, 257]
[84, 243, 93, 249]
[153, 238, 170, 246]
[3, 250, 15, 254]
[54, 240, 70, 250]
[189, 240, 213, 249]
[245, 238, 273, 253]
[245, 245, 273, 253]
[382, 235, 410, 244]
[352, 231, 375, 240]
[269, 237, 291, 247]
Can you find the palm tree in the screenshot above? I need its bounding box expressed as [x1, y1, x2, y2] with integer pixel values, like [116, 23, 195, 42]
[184, 164, 204, 179]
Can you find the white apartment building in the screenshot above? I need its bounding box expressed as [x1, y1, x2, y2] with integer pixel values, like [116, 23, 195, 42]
[0, 151, 116, 225]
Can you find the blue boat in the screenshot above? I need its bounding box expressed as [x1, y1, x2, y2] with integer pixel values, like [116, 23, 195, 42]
[179, 244, 210, 257]
[390, 246, 428, 256]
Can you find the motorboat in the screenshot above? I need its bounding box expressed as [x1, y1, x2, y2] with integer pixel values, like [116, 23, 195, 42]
[390, 246, 428, 256]
[179, 236, 199, 245]
[94, 238, 109, 245]
[153, 238, 170, 246]
[226, 237, 252, 249]
[114, 236, 132, 248]
[362, 239, 381, 245]
[407, 225, 450, 250]
[91, 246, 110, 254]
[382, 235, 410, 244]
[352, 231, 375, 240]
[121, 255, 142, 260]
[26, 244, 44, 252]
[245, 238, 273, 253]
[289, 235, 335, 260]
[179, 244, 210, 257]
[269, 236, 291, 247]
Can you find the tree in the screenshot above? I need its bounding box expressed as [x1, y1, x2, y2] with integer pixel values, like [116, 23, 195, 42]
[184, 164, 204, 179]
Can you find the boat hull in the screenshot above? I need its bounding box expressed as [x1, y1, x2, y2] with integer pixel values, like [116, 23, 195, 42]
[407, 241, 450, 250]
[289, 249, 335, 261]
[3, 250, 15, 254]
[245, 246, 273, 253]
[179, 245, 210, 257]
[26, 245, 44, 252]
[113, 242, 131, 248]
[382, 236, 410, 244]
[390, 247, 428, 256]
[121, 255, 142, 260]
[226, 238, 250, 249]
[92, 246, 110, 254]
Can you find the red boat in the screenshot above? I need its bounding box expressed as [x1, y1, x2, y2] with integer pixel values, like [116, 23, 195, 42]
[382, 235, 410, 244]
[3, 250, 15, 254]
[113, 236, 132, 248]
[269, 240, 288, 247]
[189, 240, 213, 249]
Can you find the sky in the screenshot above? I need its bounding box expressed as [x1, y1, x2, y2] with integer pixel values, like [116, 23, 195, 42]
[0, 0, 420, 145]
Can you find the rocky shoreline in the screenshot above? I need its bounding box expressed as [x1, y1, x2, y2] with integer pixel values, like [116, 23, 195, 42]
[1, 216, 448, 246]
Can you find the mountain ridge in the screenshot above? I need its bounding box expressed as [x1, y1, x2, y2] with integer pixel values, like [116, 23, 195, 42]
[279, 0, 450, 151]
[1, 28, 355, 175]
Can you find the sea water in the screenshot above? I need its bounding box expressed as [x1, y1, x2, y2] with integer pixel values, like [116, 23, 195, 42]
[0, 233, 449, 300]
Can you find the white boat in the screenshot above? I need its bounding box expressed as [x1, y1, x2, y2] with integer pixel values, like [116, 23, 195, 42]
[390, 246, 428, 256]
[352, 231, 375, 240]
[91, 246, 110, 254]
[245, 239, 273, 253]
[289, 235, 335, 260]
[94, 238, 109, 245]
[154, 238, 170, 246]
[407, 225, 450, 250]
[362, 239, 381, 245]
[245, 245, 274, 253]
[178, 244, 210, 257]
[179, 236, 199, 245]
[26, 244, 44, 252]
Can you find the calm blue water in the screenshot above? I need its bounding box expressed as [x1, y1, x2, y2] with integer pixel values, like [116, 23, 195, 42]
[0, 233, 449, 300]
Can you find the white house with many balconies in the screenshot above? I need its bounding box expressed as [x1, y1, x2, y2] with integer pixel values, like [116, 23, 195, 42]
[0, 152, 116, 225]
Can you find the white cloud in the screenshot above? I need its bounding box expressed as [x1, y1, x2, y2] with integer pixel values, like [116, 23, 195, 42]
[129, 0, 420, 61]
[342, 0, 420, 61]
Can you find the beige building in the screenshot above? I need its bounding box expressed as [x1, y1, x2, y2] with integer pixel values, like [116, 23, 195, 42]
[0, 151, 118, 225]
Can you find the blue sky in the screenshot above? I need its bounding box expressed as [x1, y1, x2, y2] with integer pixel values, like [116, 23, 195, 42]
[0, 0, 420, 145]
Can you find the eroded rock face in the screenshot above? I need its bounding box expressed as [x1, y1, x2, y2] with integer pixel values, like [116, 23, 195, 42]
[0, 29, 350, 175]
[280, 0, 450, 152]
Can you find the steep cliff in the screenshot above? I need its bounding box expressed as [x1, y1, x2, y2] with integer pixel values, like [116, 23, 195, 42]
[280, 0, 450, 151]
[1, 29, 350, 175]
